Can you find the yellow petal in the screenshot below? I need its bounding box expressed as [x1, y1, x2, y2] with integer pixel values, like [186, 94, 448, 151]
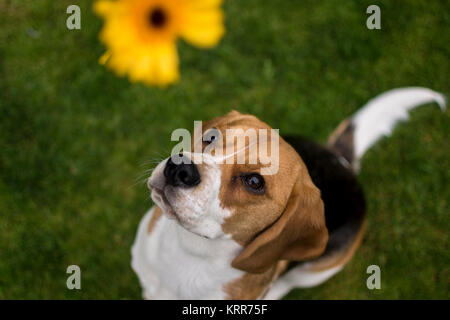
[128, 53, 154, 83]
[93, 0, 116, 16]
[93, 0, 219, 86]
[190, 0, 224, 10]
[98, 51, 111, 65]
[180, 10, 225, 48]
[122, 42, 180, 86]
[151, 42, 180, 86]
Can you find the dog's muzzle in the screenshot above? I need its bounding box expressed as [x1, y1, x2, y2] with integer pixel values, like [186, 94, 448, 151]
[164, 155, 201, 187]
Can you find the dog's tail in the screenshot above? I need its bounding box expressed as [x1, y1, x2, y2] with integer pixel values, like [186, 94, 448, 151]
[327, 87, 446, 173]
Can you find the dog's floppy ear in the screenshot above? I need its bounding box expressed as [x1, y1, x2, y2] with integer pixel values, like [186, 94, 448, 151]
[231, 168, 328, 274]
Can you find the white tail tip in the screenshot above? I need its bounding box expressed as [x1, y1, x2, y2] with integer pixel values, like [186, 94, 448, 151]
[352, 87, 446, 161]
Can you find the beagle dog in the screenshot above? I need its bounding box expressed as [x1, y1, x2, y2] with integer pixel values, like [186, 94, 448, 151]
[132, 87, 445, 299]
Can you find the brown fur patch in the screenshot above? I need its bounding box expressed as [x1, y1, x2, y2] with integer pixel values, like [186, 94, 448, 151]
[327, 118, 355, 166]
[306, 219, 367, 272]
[204, 111, 328, 274]
[147, 206, 163, 234]
[224, 260, 289, 299]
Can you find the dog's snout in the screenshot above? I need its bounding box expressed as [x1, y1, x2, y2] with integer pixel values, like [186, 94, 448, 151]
[164, 155, 201, 187]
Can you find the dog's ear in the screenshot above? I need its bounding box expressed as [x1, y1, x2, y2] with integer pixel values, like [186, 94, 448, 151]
[231, 168, 328, 274]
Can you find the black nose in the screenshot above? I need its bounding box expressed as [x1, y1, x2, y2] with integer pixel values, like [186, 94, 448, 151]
[164, 155, 201, 187]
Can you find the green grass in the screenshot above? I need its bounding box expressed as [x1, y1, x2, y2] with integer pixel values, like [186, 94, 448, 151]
[0, 0, 448, 299]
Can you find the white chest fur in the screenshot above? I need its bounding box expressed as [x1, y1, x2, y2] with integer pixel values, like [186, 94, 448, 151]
[131, 207, 244, 299]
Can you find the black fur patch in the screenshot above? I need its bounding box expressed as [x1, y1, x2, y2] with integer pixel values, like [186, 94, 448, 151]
[283, 136, 366, 257]
[329, 122, 355, 166]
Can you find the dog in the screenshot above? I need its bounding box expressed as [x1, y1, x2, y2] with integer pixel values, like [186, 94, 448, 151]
[131, 87, 445, 299]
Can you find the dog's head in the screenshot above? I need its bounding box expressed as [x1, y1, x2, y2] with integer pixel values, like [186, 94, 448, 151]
[148, 110, 328, 273]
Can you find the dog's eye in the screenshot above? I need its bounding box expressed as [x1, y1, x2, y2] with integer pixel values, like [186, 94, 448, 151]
[203, 128, 220, 146]
[242, 173, 265, 194]
[203, 135, 216, 145]
[208, 135, 217, 143]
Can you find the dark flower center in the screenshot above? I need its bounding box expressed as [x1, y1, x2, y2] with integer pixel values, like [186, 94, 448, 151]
[149, 7, 167, 28]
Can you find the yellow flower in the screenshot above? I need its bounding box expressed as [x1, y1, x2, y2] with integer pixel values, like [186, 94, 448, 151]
[94, 0, 225, 86]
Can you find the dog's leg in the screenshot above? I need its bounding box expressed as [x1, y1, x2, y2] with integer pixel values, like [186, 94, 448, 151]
[263, 277, 294, 300]
[264, 264, 343, 299]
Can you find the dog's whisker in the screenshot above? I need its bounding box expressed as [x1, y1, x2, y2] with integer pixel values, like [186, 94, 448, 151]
[133, 170, 155, 183]
[139, 158, 165, 167]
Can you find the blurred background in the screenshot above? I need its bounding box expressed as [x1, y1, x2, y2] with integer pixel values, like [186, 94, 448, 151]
[0, 0, 448, 299]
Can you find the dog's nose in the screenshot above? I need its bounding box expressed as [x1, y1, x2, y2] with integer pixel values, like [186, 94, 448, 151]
[164, 155, 201, 187]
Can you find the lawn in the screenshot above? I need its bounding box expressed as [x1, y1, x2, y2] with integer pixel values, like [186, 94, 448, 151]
[0, 0, 448, 299]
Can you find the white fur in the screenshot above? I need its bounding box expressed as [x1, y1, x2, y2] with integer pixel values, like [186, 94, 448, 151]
[133, 152, 246, 299]
[264, 265, 343, 300]
[148, 153, 234, 239]
[132, 206, 342, 300]
[131, 207, 244, 299]
[352, 87, 446, 166]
